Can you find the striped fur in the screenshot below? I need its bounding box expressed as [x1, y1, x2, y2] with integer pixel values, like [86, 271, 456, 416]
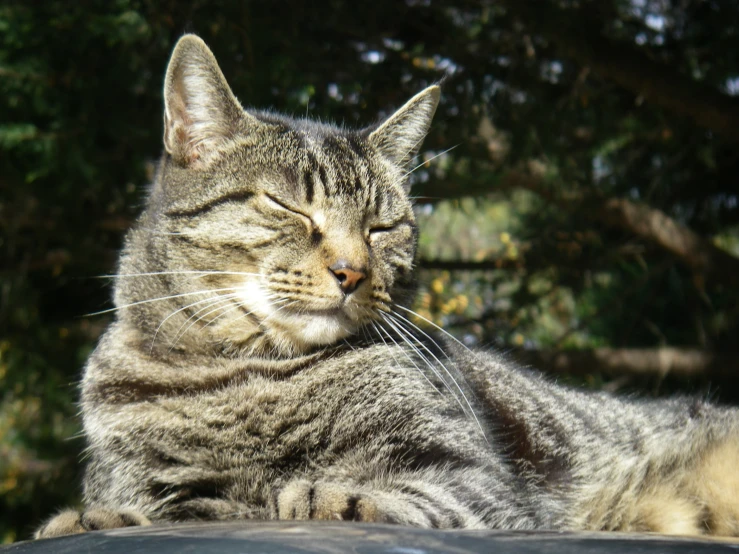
[36, 35, 739, 540]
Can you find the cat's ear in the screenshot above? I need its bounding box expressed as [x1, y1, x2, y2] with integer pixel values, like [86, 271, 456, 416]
[163, 34, 245, 167]
[368, 85, 440, 168]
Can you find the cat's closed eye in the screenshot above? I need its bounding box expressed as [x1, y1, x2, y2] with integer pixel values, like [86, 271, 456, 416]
[263, 194, 315, 226]
[368, 225, 396, 234]
[366, 223, 408, 242]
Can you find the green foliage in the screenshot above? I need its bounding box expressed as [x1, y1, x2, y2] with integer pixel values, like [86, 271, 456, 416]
[2, 0, 738, 543]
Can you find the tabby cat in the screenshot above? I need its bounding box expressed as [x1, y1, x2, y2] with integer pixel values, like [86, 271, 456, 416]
[36, 35, 739, 539]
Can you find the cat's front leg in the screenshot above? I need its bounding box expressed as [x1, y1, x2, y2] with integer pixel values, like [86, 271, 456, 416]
[686, 436, 739, 537]
[34, 507, 150, 539]
[273, 478, 483, 528]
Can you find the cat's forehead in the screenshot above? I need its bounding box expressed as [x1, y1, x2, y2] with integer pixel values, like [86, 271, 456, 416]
[252, 123, 403, 208]
[264, 118, 372, 172]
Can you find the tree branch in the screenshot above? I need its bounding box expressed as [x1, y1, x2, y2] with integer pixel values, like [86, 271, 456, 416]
[501, 1, 739, 142]
[420, 163, 739, 287]
[513, 347, 739, 382]
[596, 197, 739, 282]
[502, 167, 739, 288]
[419, 258, 523, 271]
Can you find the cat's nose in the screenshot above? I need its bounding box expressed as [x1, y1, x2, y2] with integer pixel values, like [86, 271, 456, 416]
[329, 260, 367, 294]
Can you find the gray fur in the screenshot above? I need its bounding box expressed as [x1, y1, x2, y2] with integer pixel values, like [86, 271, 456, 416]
[36, 35, 739, 539]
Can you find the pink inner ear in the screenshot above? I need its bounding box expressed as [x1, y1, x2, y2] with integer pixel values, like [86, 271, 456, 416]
[166, 93, 207, 166]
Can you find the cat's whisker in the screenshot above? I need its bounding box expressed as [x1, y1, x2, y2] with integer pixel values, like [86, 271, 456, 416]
[374, 318, 442, 398]
[196, 293, 285, 333]
[409, 195, 444, 202]
[86, 287, 243, 316]
[402, 144, 460, 179]
[136, 228, 187, 236]
[386, 309, 473, 397]
[396, 131, 436, 169]
[98, 270, 264, 279]
[168, 295, 245, 351]
[356, 319, 373, 347]
[384, 311, 486, 441]
[371, 321, 398, 361]
[354, 306, 382, 342]
[387, 310, 458, 371]
[264, 299, 298, 321]
[362, 323, 374, 347]
[226, 299, 300, 357]
[394, 304, 471, 353]
[380, 314, 447, 393]
[210, 297, 292, 334]
[201, 302, 251, 330]
[150, 293, 242, 353]
[211, 295, 288, 330]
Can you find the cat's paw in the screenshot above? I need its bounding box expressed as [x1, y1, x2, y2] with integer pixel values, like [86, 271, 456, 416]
[274, 480, 431, 526]
[632, 437, 739, 537]
[689, 437, 739, 536]
[35, 508, 150, 539]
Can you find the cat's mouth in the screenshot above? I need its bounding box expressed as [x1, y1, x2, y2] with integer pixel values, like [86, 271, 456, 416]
[270, 305, 356, 350]
[237, 279, 362, 351]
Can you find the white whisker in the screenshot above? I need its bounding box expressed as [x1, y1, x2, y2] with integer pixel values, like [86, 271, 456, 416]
[397, 131, 434, 167]
[361, 322, 373, 346]
[374, 318, 442, 397]
[150, 293, 241, 352]
[380, 314, 443, 387]
[215, 297, 292, 332]
[86, 287, 243, 316]
[263, 299, 297, 321]
[98, 270, 263, 279]
[394, 304, 470, 353]
[386, 309, 487, 441]
[201, 302, 251, 330]
[168, 296, 245, 351]
[403, 144, 460, 179]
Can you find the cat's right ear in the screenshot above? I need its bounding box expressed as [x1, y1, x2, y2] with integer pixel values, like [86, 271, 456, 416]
[367, 85, 440, 170]
[163, 35, 245, 167]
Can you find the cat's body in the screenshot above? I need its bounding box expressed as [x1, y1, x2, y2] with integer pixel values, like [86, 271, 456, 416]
[36, 35, 739, 539]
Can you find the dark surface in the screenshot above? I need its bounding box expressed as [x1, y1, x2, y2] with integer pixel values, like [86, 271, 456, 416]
[4, 522, 739, 554]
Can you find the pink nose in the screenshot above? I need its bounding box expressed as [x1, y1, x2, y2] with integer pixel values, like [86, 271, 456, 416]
[329, 260, 367, 294]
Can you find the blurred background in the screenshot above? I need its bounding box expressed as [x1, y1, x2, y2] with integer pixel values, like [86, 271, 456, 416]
[2, 0, 739, 543]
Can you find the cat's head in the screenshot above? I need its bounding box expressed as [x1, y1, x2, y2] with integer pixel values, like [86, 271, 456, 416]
[117, 35, 439, 357]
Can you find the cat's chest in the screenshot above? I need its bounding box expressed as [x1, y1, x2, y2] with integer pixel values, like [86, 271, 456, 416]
[87, 346, 454, 477]
[83, 361, 371, 505]
[141, 372, 341, 462]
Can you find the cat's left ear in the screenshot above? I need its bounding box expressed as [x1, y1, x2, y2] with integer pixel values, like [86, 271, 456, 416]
[163, 34, 247, 167]
[367, 85, 440, 169]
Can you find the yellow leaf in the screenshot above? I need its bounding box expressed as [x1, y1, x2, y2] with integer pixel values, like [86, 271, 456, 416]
[431, 279, 444, 294]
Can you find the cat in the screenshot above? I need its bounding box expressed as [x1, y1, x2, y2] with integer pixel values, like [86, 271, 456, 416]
[36, 34, 739, 539]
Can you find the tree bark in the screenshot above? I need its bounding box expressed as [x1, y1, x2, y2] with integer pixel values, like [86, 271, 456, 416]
[500, 1, 739, 143]
[513, 347, 739, 382]
[596, 196, 739, 283]
[477, 167, 739, 289]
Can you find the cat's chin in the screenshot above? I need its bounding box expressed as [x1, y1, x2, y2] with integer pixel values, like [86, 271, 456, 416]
[271, 310, 355, 351]
[237, 279, 359, 352]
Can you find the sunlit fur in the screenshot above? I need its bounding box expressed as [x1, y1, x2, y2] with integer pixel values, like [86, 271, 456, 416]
[36, 35, 739, 540]
[113, 42, 426, 358]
